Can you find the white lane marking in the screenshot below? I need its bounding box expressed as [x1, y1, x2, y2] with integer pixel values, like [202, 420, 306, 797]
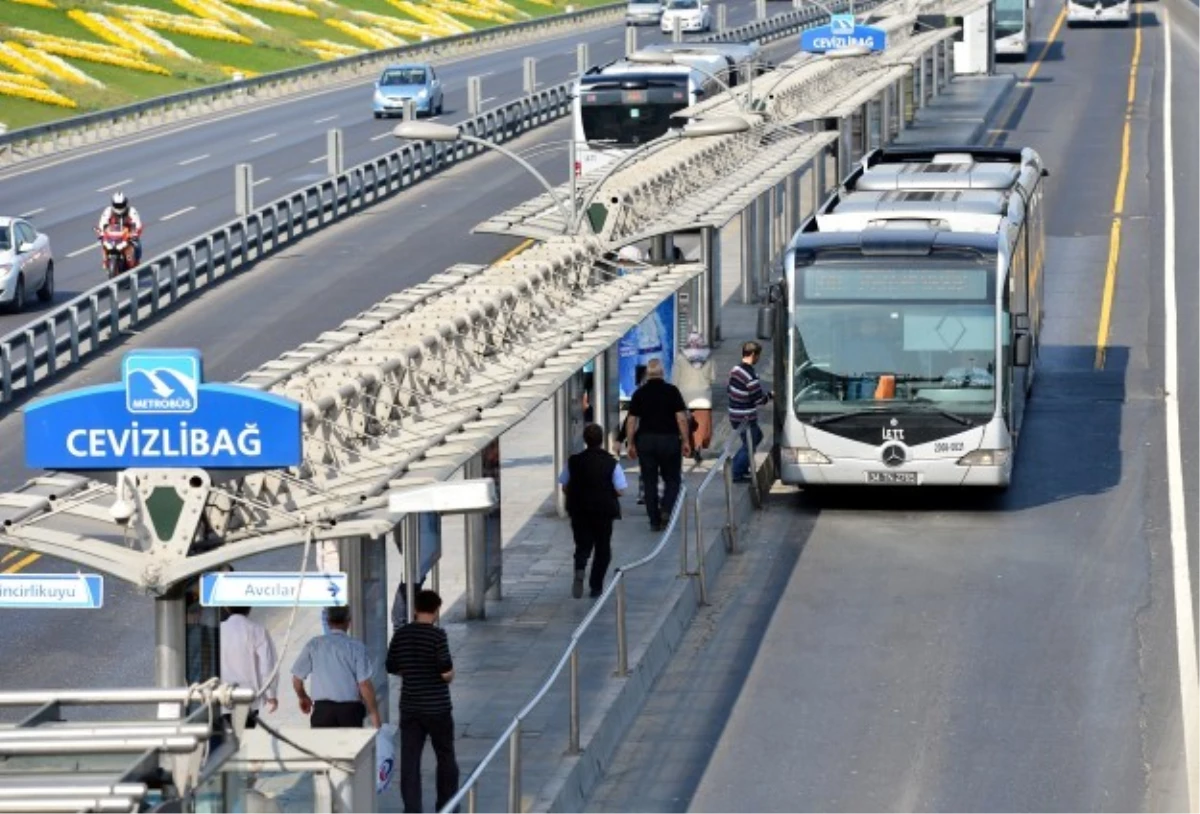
[314, 114, 339, 124]
[178, 153, 209, 166]
[480, 96, 497, 105]
[249, 132, 277, 143]
[1160, 9, 1199, 811]
[252, 177, 271, 186]
[370, 131, 393, 141]
[603, 36, 620, 43]
[160, 205, 196, 221]
[310, 155, 326, 164]
[66, 244, 95, 258]
[95, 178, 132, 192]
[479, 69, 496, 77]
[19, 207, 44, 218]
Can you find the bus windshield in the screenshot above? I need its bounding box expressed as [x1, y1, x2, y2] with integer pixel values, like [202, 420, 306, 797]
[791, 264, 999, 417]
[994, 0, 1026, 37]
[578, 76, 691, 147]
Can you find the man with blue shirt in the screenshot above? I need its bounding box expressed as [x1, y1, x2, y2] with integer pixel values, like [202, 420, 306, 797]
[558, 423, 627, 599]
[291, 606, 382, 729]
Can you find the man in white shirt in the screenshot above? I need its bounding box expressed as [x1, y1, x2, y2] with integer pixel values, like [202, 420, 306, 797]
[220, 607, 279, 727]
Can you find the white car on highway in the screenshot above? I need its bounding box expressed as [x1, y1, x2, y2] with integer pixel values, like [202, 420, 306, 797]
[0, 216, 54, 312]
[660, 0, 712, 33]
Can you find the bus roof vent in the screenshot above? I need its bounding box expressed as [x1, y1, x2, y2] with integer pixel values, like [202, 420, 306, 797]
[929, 152, 975, 165]
[855, 161, 1021, 192]
[865, 218, 947, 231]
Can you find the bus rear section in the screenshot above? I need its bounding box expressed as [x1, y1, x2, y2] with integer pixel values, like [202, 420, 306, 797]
[763, 147, 1046, 489]
[994, 0, 1032, 56]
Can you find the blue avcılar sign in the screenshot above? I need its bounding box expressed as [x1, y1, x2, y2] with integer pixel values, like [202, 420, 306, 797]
[800, 13, 888, 53]
[24, 349, 303, 471]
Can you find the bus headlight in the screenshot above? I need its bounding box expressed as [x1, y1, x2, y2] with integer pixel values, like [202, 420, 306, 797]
[782, 447, 831, 465]
[956, 449, 1010, 467]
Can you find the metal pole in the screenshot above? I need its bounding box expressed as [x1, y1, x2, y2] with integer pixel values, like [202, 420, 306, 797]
[404, 98, 417, 122]
[154, 593, 186, 691]
[523, 56, 536, 94]
[592, 349, 608, 441]
[717, 2, 727, 31]
[405, 513, 419, 624]
[756, 0, 766, 19]
[625, 25, 637, 57]
[679, 489, 690, 575]
[756, 193, 770, 299]
[507, 723, 522, 814]
[326, 128, 343, 177]
[463, 455, 487, 620]
[672, 14, 683, 41]
[576, 42, 589, 76]
[694, 498, 708, 602]
[467, 786, 478, 813]
[568, 138, 578, 225]
[234, 163, 253, 217]
[740, 203, 756, 304]
[554, 386, 570, 518]
[467, 75, 482, 115]
[698, 227, 714, 347]
[615, 577, 628, 676]
[568, 648, 580, 754]
[723, 456, 737, 552]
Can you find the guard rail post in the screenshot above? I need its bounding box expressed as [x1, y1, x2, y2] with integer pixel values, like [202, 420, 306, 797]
[717, 2, 728, 31]
[692, 493, 707, 602]
[756, 0, 767, 19]
[577, 43, 589, 76]
[724, 445, 738, 552]
[467, 76, 482, 115]
[404, 99, 417, 123]
[523, 57, 537, 94]
[678, 488, 690, 576]
[673, 15, 683, 41]
[507, 723, 522, 813]
[625, 25, 638, 56]
[327, 128, 344, 177]
[568, 647, 581, 754]
[615, 574, 629, 676]
[234, 164, 253, 217]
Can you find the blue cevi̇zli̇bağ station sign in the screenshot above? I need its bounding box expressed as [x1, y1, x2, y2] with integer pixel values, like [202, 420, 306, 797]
[800, 13, 888, 53]
[23, 349, 303, 471]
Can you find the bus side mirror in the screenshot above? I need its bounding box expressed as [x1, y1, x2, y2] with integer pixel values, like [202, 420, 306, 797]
[756, 306, 774, 341]
[1013, 332, 1032, 367]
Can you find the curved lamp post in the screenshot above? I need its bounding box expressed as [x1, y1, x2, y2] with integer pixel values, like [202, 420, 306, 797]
[393, 115, 751, 236]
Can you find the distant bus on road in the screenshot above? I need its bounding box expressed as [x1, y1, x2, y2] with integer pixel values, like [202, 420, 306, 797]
[1065, 0, 1131, 26]
[994, 0, 1033, 57]
[757, 147, 1048, 490]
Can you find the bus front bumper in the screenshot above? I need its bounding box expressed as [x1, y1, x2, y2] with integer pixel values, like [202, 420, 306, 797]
[780, 458, 1011, 488]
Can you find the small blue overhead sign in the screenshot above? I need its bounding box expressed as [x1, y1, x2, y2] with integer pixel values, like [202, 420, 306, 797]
[0, 574, 104, 609]
[24, 349, 302, 471]
[800, 13, 888, 53]
[200, 571, 348, 607]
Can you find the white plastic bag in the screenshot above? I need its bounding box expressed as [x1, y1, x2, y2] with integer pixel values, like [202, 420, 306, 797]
[376, 723, 398, 795]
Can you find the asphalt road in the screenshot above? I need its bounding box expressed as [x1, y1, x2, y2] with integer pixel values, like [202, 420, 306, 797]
[593, 1, 1199, 810]
[0, 7, 762, 335]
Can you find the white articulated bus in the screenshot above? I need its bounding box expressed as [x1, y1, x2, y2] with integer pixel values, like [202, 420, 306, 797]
[1065, 0, 1131, 26]
[994, 0, 1033, 57]
[572, 45, 757, 178]
[758, 147, 1048, 489]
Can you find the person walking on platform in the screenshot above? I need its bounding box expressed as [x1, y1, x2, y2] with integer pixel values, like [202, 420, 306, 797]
[386, 590, 460, 813]
[291, 605, 382, 729]
[624, 358, 691, 532]
[559, 423, 627, 598]
[728, 341, 772, 483]
[220, 606, 278, 730]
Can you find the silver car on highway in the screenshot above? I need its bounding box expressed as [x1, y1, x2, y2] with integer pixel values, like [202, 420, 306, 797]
[0, 216, 54, 312]
[626, 0, 664, 24]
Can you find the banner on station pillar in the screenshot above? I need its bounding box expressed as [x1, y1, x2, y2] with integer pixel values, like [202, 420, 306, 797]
[481, 438, 502, 593]
[618, 295, 677, 402]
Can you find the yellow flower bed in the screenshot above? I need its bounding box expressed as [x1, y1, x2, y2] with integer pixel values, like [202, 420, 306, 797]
[226, 0, 318, 19]
[219, 64, 259, 76]
[469, 0, 530, 17]
[118, 18, 197, 59]
[10, 0, 57, 8]
[0, 70, 48, 87]
[386, 0, 470, 35]
[10, 28, 172, 74]
[325, 19, 404, 49]
[5, 40, 104, 85]
[68, 9, 191, 61]
[429, 0, 513, 24]
[112, 3, 257, 42]
[171, 0, 270, 28]
[300, 38, 365, 59]
[0, 77, 75, 107]
[349, 10, 434, 40]
[0, 40, 46, 76]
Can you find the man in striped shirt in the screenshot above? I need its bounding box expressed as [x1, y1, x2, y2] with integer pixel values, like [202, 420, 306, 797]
[728, 341, 772, 482]
[386, 590, 459, 813]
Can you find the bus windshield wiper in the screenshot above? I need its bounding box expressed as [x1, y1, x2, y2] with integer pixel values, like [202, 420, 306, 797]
[811, 406, 892, 426]
[909, 400, 974, 426]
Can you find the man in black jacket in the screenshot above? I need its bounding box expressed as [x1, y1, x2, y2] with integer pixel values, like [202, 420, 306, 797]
[558, 423, 627, 598]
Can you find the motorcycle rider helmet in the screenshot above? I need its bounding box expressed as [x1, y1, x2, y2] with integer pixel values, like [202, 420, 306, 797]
[110, 192, 129, 215]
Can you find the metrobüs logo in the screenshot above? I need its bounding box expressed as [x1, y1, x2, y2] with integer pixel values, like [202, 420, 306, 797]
[123, 350, 200, 414]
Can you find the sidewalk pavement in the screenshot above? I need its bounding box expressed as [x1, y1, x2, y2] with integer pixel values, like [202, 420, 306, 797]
[238, 215, 772, 814]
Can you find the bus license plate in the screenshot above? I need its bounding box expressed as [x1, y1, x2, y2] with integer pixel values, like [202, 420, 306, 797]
[866, 471, 918, 485]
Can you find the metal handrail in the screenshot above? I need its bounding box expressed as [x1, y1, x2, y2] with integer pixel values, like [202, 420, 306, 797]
[440, 485, 690, 814]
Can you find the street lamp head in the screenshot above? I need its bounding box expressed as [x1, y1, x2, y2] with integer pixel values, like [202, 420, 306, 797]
[680, 115, 752, 138]
[392, 121, 461, 142]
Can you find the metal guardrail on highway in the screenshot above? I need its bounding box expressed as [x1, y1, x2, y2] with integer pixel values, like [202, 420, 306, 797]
[0, 2, 624, 169]
[0, 2, 863, 409]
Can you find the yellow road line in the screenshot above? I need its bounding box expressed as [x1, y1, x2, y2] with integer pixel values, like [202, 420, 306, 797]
[1094, 6, 1142, 369]
[988, 6, 1069, 145]
[3, 552, 41, 574]
[494, 237, 534, 265]
[0, 549, 22, 564]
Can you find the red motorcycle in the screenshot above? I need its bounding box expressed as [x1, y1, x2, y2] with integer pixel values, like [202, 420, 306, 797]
[96, 223, 135, 279]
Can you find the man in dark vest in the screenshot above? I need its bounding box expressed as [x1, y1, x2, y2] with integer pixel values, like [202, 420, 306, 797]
[558, 423, 627, 599]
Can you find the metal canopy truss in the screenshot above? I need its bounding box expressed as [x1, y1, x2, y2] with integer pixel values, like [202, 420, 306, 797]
[0, 682, 254, 814]
[0, 245, 702, 590]
[474, 8, 963, 245]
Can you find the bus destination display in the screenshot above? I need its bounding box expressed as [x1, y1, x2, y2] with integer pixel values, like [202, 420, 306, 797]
[802, 266, 990, 301]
